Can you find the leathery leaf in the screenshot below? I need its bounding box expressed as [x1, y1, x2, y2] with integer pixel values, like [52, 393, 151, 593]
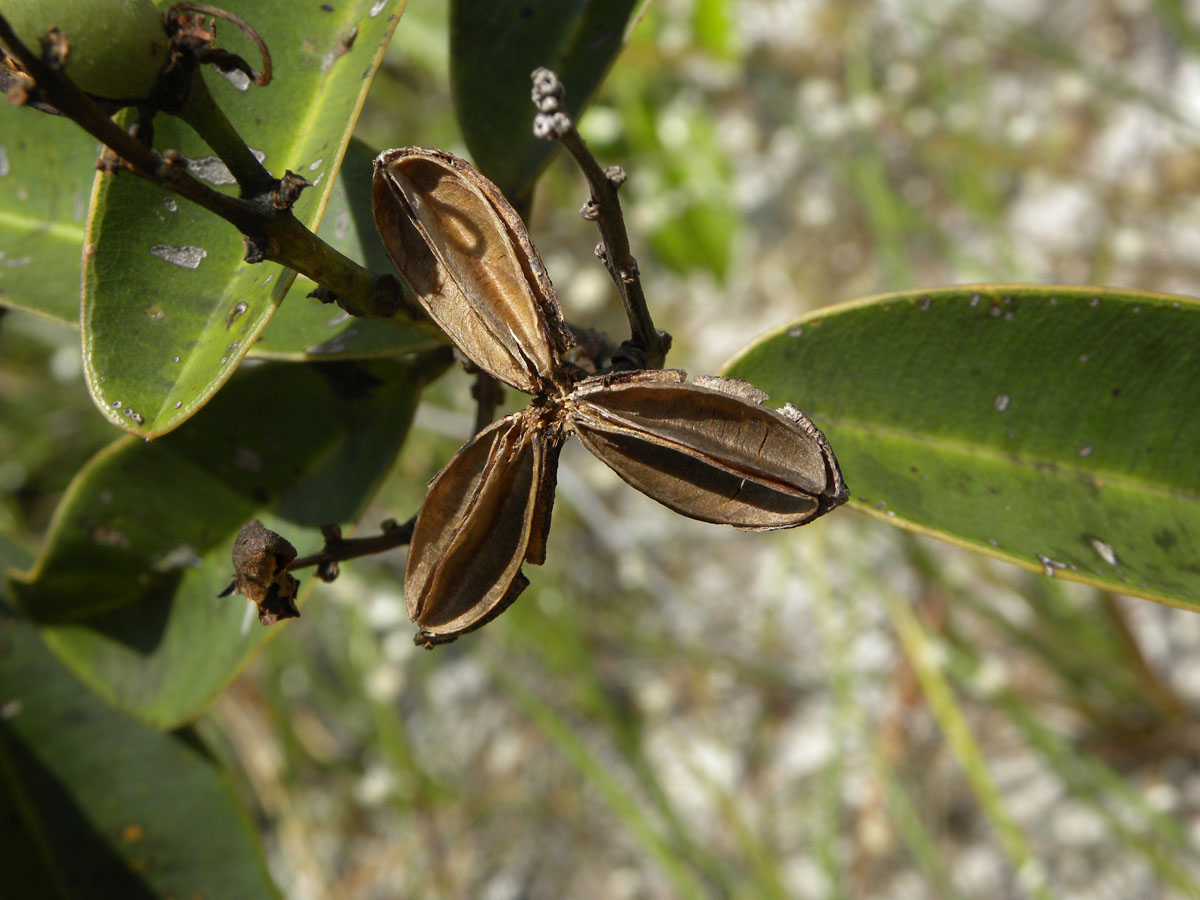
[8, 356, 431, 728]
[0, 103, 98, 325]
[724, 285, 1200, 609]
[82, 0, 408, 438]
[0, 618, 279, 897]
[450, 0, 641, 201]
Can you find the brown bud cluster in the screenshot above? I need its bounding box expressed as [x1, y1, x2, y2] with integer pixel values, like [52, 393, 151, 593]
[373, 148, 848, 647]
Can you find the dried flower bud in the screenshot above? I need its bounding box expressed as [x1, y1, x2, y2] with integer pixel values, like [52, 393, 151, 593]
[372, 147, 575, 395]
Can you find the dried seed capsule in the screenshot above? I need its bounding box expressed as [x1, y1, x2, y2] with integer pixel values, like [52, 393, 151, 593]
[228, 520, 301, 626]
[405, 409, 563, 646]
[372, 147, 575, 395]
[567, 374, 848, 531]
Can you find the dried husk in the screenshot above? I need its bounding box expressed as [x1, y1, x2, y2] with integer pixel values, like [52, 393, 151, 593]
[229, 519, 301, 625]
[567, 373, 848, 530]
[405, 408, 564, 646]
[373, 147, 574, 395]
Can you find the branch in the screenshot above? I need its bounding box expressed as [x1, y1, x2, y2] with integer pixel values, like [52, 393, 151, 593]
[530, 67, 671, 371]
[470, 370, 504, 435]
[0, 13, 441, 338]
[288, 518, 416, 582]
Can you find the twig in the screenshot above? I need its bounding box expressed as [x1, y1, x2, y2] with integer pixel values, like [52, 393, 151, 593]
[288, 517, 416, 582]
[470, 370, 504, 435]
[168, 3, 273, 86]
[174, 67, 274, 195]
[530, 67, 671, 371]
[0, 13, 439, 337]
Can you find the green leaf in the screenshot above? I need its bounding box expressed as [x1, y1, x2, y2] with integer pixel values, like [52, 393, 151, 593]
[252, 138, 441, 361]
[0, 105, 98, 325]
[723, 285, 1200, 609]
[0, 616, 279, 899]
[0, 533, 33, 595]
[82, 0, 408, 438]
[3, 135, 440, 362]
[450, 0, 640, 200]
[9, 355, 435, 728]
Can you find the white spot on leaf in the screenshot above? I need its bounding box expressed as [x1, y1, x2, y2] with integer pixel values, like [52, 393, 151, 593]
[150, 244, 208, 269]
[1036, 553, 1070, 577]
[1090, 538, 1118, 566]
[218, 67, 251, 91]
[186, 155, 236, 185]
[994, 393, 1010, 411]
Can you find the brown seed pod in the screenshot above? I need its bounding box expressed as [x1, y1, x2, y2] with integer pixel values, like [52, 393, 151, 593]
[372, 147, 575, 395]
[405, 408, 564, 646]
[372, 149, 849, 646]
[566, 371, 848, 531]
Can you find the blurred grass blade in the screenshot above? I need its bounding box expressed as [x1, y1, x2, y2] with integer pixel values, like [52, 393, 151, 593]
[492, 664, 710, 900]
[450, 0, 641, 200]
[0, 617, 280, 899]
[725, 285, 1200, 609]
[9, 356, 434, 729]
[82, 0, 408, 438]
[0, 107, 98, 325]
[886, 594, 1054, 900]
[872, 752, 971, 900]
[1002, 698, 1200, 894]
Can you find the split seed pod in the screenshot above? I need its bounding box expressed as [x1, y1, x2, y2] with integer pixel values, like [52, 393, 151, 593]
[405, 408, 565, 646]
[566, 371, 848, 531]
[373, 147, 849, 646]
[373, 147, 575, 396]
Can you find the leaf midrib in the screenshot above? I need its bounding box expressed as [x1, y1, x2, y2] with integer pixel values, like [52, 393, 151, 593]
[0, 210, 85, 244]
[821, 412, 1200, 503]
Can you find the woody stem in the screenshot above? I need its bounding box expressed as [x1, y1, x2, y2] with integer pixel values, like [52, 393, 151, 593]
[530, 67, 671, 371]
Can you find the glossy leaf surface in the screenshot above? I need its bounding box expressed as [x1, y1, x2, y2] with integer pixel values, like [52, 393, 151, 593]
[0, 106, 98, 325]
[0, 617, 279, 898]
[82, 0, 407, 438]
[373, 147, 572, 393]
[724, 285, 1200, 608]
[406, 409, 562, 645]
[9, 357, 429, 727]
[568, 372, 846, 530]
[450, 0, 640, 200]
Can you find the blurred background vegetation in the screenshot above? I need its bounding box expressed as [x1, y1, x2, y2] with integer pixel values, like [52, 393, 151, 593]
[5, 0, 1200, 896]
